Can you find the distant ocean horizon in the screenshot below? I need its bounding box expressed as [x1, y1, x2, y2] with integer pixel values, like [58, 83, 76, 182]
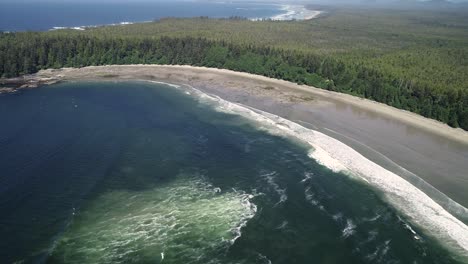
[0, 1, 292, 32]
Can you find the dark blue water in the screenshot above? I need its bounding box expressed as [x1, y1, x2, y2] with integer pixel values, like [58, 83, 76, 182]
[0, 81, 463, 263]
[0, 1, 283, 32]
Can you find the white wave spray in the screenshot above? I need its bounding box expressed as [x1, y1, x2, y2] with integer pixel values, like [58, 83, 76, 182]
[175, 82, 468, 260]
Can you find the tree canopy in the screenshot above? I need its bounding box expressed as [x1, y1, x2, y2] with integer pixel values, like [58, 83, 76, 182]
[1, 8, 467, 129]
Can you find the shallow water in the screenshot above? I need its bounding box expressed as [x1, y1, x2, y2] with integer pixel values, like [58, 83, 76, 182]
[0, 81, 464, 263]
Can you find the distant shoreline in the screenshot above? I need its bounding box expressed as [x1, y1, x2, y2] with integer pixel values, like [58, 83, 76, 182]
[0, 3, 320, 33]
[46, 5, 323, 32]
[265, 5, 322, 21]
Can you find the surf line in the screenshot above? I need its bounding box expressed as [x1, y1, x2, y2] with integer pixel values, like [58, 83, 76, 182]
[320, 126, 468, 223]
[166, 81, 468, 259]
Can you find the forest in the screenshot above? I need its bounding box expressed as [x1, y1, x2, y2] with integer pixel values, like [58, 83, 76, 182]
[1, 8, 467, 129]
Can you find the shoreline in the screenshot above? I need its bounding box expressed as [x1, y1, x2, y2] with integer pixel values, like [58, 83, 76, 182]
[185, 83, 468, 258]
[0, 4, 320, 33]
[32, 65, 468, 208]
[267, 5, 322, 21]
[4, 65, 468, 207]
[16, 64, 466, 145]
[2, 64, 468, 258]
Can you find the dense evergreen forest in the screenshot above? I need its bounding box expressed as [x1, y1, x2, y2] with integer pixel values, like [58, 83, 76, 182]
[0, 8, 467, 129]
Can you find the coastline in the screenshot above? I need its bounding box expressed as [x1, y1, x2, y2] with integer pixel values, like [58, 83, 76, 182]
[21, 65, 467, 145]
[4, 65, 468, 204]
[187, 84, 468, 258]
[26, 65, 468, 208]
[0, 76, 60, 93]
[0, 3, 320, 33]
[3, 64, 468, 258]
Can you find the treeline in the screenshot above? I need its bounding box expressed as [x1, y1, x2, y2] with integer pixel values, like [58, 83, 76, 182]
[0, 32, 467, 130]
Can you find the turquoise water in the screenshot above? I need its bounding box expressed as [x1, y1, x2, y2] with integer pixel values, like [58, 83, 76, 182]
[0, 81, 463, 263]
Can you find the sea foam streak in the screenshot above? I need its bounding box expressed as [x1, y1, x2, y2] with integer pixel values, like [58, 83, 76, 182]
[180, 83, 468, 259]
[260, 170, 288, 206]
[50, 174, 256, 263]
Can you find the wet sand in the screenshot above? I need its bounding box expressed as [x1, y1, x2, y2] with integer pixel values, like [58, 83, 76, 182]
[33, 65, 468, 210]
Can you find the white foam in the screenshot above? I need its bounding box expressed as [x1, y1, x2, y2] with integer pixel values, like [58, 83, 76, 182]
[366, 240, 391, 261]
[49, 21, 135, 31]
[276, 220, 289, 230]
[269, 5, 322, 21]
[332, 212, 343, 221]
[323, 126, 468, 221]
[342, 219, 357, 238]
[148, 80, 181, 89]
[304, 186, 320, 206]
[300, 172, 314, 183]
[50, 26, 85, 31]
[257, 253, 272, 264]
[398, 216, 422, 240]
[363, 214, 381, 222]
[260, 171, 288, 206]
[180, 83, 468, 258]
[230, 192, 258, 244]
[51, 174, 257, 263]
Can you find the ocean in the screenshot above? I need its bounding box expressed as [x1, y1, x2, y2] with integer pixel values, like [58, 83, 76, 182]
[0, 81, 465, 263]
[0, 1, 284, 32]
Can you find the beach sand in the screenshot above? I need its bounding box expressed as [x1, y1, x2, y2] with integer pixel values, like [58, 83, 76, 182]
[31, 65, 468, 210]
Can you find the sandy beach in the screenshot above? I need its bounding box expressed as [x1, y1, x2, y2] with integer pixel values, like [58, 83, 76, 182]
[2, 64, 467, 257]
[33, 65, 468, 144]
[25, 65, 468, 211]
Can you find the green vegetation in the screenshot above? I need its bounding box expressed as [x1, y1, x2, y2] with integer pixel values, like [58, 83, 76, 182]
[1, 8, 467, 129]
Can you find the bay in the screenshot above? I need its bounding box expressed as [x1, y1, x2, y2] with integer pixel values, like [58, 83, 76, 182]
[0, 81, 462, 263]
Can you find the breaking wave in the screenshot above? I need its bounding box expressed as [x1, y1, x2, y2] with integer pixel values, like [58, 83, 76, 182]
[177, 83, 468, 259]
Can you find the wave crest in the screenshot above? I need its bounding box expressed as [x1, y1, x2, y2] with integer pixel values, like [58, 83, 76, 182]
[182, 83, 468, 259]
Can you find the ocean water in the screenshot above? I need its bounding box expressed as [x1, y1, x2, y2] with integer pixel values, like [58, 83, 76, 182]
[0, 1, 283, 32]
[0, 81, 465, 263]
